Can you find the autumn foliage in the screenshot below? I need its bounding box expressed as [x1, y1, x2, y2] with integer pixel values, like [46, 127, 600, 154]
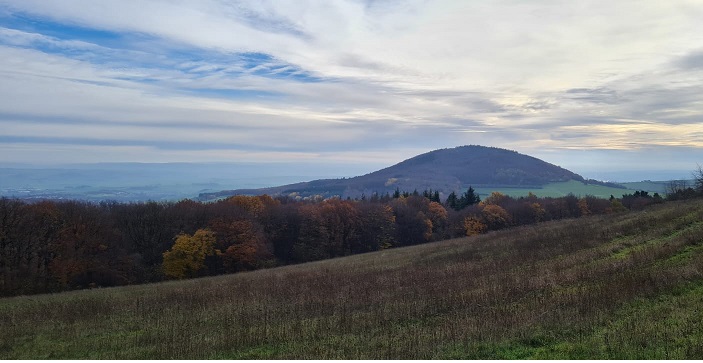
[0, 188, 666, 297]
[162, 229, 218, 279]
[463, 216, 487, 236]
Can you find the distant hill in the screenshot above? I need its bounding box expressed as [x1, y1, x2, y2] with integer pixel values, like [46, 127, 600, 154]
[199, 145, 588, 200]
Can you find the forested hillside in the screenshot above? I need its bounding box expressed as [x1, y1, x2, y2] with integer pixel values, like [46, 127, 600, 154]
[0, 187, 669, 297]
[2, 198, 703, 359]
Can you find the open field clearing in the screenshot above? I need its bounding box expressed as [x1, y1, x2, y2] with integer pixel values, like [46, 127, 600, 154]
[477, 180, 644, 199]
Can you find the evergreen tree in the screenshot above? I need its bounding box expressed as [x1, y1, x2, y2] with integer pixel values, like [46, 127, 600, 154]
[421, 189, 441, 203]
[445, 191, 458, 210]
[455, 186, 480, 210]
[433, 190, 440, 203]
[464, 186, 480, 205]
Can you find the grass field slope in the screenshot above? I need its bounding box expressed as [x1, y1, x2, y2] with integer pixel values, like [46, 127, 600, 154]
[2, 199, 703, 359]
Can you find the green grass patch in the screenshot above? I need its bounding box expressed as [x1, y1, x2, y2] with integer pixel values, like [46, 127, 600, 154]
[662, 244, 703, 267]
[532, 281, 703, 359]
[619, 180, 696, 195]
[476, 179, 641, 199]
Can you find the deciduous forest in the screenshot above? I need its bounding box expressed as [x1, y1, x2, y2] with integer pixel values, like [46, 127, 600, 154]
[3, 184, 687, 297]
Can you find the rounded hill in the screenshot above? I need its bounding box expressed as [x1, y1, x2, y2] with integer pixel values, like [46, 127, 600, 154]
[353, 145, 583, 193]
[199, 145, 585, 200]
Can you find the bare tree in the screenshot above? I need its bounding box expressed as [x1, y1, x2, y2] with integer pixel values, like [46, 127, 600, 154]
[694, 164, 703, 194]
[667, 179, 688, 196]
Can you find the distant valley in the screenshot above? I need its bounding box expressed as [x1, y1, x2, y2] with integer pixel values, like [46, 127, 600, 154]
[0, 146, 690, 202]
[199, 145, 677, 201]
[0, 162, 369, 202]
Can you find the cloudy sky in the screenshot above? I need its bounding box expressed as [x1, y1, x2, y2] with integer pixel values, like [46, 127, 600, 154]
[1, 0, 702, 181]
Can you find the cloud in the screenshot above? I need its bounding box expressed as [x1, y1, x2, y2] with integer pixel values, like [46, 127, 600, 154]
[0, 0, 702, 179]
[674, 49, 703, 70]
[564, 88, 622, 104]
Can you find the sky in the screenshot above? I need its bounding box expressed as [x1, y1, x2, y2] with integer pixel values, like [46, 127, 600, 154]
[1, 0, 702, 181]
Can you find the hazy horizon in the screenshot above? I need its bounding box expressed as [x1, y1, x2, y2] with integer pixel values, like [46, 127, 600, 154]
[1, 1, 701, 180]
[1, 151, 697, 188]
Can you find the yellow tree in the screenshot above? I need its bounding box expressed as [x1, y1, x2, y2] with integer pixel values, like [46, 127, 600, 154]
[225, 195, 266, 218]
[480, 191, 508, 206]
[463, 216, 487, 236]
[482, 204, 512, 230]
[427, 201, 448, 237]
[162, 229, 219, 279]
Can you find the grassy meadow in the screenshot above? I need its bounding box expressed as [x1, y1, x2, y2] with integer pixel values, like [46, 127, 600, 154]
[1, 199, 703, 359]
[476, 179, 651, 199]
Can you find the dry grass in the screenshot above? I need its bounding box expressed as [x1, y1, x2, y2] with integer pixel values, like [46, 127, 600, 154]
[2, 199, 703, 359]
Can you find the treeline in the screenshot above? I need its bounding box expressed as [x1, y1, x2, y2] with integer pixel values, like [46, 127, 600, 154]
[0, 186, 691, 297]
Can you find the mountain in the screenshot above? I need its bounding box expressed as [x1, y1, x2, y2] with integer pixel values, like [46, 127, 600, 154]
[198, 145, 585, 200]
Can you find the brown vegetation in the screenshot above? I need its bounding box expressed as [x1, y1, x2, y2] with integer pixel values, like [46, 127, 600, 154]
[0, 186, 674, 297]
[1, 199, 702, 359]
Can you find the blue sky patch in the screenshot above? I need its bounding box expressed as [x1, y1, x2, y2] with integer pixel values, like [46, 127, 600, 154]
[0, 11, 123, 46]
[1, 12, 321, 86]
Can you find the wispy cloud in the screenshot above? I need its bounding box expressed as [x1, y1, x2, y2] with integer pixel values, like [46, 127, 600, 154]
[0, 0, 701, 179]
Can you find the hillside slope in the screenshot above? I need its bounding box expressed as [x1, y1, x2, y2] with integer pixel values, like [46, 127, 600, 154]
[2, 199, 702, 359]
[200, 145, 585, 200]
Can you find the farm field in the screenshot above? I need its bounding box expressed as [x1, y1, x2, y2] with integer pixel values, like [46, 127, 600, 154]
[475, 179, 640, 199]
[1, 199, 702, 359]
[620, 180, 682, 195]
[480, 179, 693, 199]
